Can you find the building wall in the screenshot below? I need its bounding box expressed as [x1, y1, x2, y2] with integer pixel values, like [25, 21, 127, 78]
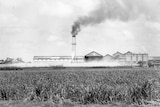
[125, 54, 132, 62]
[113, 52, 123, 59]
[142, 54, 148, 61]
[33, 56, 85, 63]
[118, 53, 148, 63]
[84, 56, 103, 62]
[137, 54, 142, 61]
[132, 54, 137, 62]
[103, 55, 114, 61]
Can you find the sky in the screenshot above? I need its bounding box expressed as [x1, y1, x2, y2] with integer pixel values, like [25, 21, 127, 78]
[0, 0, 160, 61]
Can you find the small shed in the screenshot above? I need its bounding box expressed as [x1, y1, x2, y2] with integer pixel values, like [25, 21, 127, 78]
[84, 51, 103, 62]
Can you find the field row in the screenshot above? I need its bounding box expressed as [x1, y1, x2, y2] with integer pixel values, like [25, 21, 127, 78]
[0, 68, 160, 106]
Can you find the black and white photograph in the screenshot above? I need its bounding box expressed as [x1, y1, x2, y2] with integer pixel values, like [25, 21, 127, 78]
[0, 0, 160, 107]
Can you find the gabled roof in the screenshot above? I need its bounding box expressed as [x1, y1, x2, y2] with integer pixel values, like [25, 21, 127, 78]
[104, 54, 113, 57]
[124, 51, 132, 55]
[113, 51, 123, 56]
[85, 51, 103, 57]
[104, 54, 114, 59]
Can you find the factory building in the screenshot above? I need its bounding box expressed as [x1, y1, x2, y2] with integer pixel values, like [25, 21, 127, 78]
[124, 51, 148, 63]
[33, 51, 149, 65]
[33, 56, 84, 62]
[84, 51, 103, 62]
[111, 51, 148, 63]
[33, 56, 72, 61]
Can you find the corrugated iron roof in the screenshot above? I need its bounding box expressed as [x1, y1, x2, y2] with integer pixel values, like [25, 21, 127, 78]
[85, 51, 103, 57]
[124, 51, 132, 55]
[104, 54, 113, 57]
[113, 51, 123, 56]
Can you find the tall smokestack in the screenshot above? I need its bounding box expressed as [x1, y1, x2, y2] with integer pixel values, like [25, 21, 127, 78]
[72, 36, 76, 62]
[71, 22, 81, 62]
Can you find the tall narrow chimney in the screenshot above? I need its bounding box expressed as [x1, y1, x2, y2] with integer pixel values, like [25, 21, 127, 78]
[72, 35, 76, 62]
[71, 22, 80, 63]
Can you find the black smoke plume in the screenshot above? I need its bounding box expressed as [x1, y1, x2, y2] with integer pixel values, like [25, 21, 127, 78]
[71, 0, 151, 36]
[71, 22, 81, 37]
[71, 0, 129, 36]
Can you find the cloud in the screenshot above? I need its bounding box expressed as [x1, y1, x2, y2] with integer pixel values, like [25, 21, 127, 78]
[47, 35, 66, 47]
[0, 0, 25, 7]
[0, 13, 19, 26]
[47, 36, 60, 42]
[128, 18, 160, 54]
[40, 1, 73, 17]
[56, 41, 66, 47]
[68, 0, 99, 14]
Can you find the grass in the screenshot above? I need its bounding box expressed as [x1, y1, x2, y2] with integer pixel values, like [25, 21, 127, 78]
[0, 67, 160, 107]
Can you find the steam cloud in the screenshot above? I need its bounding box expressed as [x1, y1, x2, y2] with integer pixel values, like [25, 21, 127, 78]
[71, 0, 150, 36]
